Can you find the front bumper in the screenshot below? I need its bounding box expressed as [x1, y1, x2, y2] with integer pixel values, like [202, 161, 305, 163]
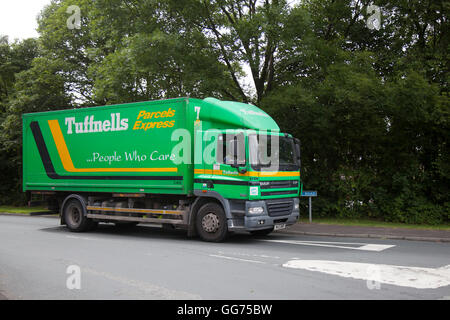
[227, 198, 299, 231]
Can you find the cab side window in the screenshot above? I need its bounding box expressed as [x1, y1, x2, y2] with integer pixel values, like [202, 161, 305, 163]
[216, 133, 245, 165]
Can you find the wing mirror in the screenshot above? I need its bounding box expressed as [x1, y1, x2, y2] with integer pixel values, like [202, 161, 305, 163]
[294, 138, 301, 168]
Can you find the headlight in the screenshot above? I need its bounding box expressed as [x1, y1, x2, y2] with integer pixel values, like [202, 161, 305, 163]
[248, 206, 264, 215]
[294, 203, 299, 210]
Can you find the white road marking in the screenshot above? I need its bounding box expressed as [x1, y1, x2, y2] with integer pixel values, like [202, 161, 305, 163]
[261, 239, 395, 252]
[357, 244, 396, 251]
[217, 251, 280, 259]
[82, 266, 202, 299]
[283, 260, 450, 289]
[66, 235, 96, 241]
[209, 254, 266, 264]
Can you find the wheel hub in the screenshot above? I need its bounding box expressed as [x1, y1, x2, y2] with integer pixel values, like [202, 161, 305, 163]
[202, 213, 220, 233]
[68, 206, 81, 225]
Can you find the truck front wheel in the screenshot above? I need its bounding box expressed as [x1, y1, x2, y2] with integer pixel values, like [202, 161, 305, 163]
[64, 199, 94, 232]
[196, 202, 228, 242]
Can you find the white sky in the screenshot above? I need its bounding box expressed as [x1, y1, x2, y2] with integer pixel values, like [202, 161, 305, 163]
[0, 0, 52, 41]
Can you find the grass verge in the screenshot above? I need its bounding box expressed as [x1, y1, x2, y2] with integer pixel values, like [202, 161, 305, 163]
[0, 205, 50, 214]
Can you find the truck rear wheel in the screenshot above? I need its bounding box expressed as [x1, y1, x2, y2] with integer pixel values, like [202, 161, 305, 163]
[64, 199, 94, 232]
[196, 202, 228, 242]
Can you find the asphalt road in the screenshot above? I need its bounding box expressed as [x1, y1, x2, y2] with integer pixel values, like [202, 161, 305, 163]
[0, 214, 449, 300]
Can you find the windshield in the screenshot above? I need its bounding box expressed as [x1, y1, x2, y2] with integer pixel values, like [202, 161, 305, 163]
[249, 134, 298, 171]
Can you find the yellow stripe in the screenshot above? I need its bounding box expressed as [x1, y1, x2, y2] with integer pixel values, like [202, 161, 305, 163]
[256, 171, 300, 177]
[194, 168, 300, 178]
[48, 120, 177, 173]
[194, 169, 223, 175]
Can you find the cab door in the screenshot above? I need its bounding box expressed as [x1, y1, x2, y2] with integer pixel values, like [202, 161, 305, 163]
[193, 129, 212, 193]
[209, 131, 249, 199]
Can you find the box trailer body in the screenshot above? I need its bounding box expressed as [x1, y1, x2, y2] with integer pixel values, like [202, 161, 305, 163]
[23, 97, 301, 241]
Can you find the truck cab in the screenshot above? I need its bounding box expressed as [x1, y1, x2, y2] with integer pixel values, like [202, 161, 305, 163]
[191, 98, 301, 241]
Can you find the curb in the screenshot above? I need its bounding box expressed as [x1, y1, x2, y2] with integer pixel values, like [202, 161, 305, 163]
[277, 229, 450, 243]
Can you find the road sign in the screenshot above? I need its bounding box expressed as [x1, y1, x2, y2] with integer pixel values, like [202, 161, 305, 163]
[301, 190, 317, 197]
[300, 190, 317, 223]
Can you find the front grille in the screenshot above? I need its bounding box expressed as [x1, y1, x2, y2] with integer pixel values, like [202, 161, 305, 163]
[261, 190, 298, 196]
[260, 180, 298, 189]
[266, 199, 293, 217]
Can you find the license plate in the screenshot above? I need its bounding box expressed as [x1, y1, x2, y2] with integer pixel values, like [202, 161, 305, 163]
[274, 224, 286, 231]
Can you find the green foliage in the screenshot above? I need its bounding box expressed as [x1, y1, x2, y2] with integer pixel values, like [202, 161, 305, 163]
[0, 37, 41, 204]
[0, 0, 448, 224]
[261, 0, 449, 224]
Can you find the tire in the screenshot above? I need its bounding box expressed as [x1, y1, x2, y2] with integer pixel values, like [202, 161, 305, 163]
[250, 227, 274, 237]
[196, 202, 228, 242]
[64, 199, 94, 232]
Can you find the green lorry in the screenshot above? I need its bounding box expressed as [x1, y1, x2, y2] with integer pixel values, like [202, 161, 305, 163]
[22, 97, 301, 241]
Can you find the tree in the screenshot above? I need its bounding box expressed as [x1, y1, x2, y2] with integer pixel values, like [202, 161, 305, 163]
[261, 0, 449, 223]
[0, 37, 43, 203]
[164, 0, 292, 103]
